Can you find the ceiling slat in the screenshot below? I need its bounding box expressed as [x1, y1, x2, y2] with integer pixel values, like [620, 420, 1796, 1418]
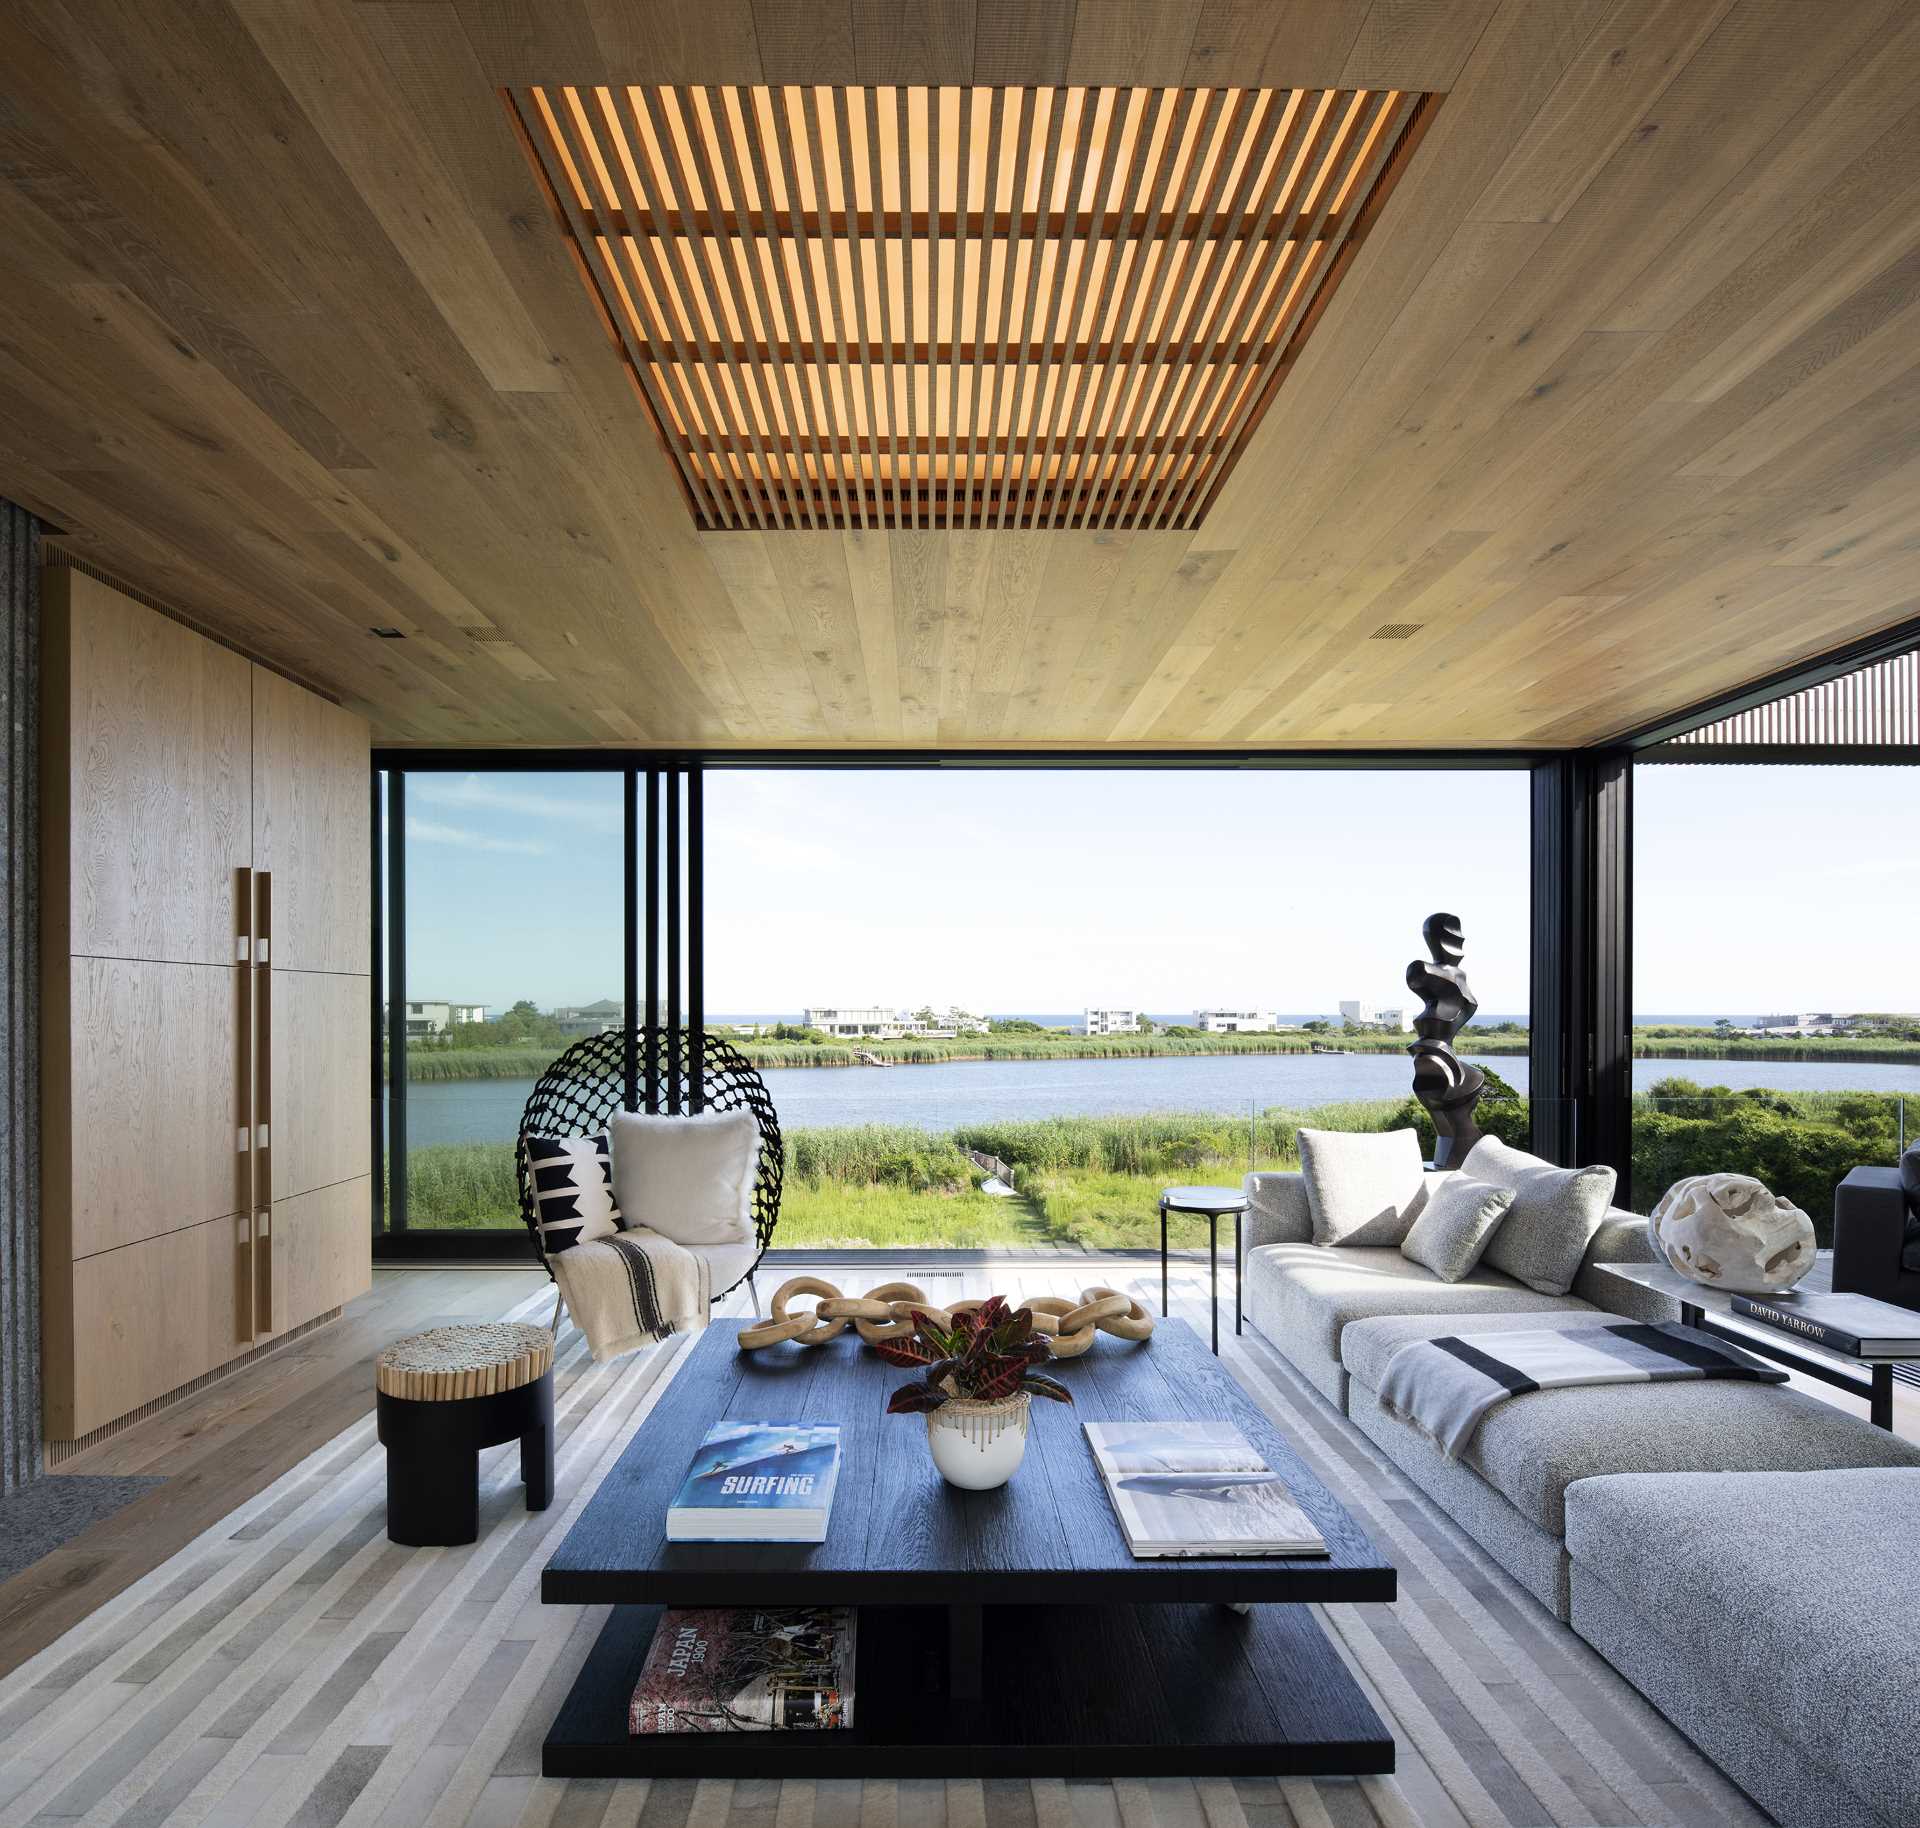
[508, 78, 1440, 530]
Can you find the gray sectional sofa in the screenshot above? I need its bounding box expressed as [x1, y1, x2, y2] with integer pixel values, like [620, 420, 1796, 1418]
[1241, 1154, 1920, 1828]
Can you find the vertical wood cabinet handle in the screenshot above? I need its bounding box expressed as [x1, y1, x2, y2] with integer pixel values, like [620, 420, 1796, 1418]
[236, 867, 255, 1344]
[255, 871, 273, 1335]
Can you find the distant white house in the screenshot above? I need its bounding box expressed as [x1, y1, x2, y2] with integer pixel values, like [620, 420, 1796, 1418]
[1084, 1008, 1140, 1036]
[804, 1005, 989, 1039]
[1750, 1012, 1847, 1036]
[1196, 1008, 1277, 1033]
[396, 999, 488, 1038]
[1340, 1000, 1413, 1032]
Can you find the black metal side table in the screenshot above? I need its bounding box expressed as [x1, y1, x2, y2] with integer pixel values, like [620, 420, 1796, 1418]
[1159, 1185, 1250, 1354]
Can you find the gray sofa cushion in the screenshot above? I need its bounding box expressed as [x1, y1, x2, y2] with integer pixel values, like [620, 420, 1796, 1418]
[1241, 1170, 1312, 1251]
[1341, 1310, 1920, 1534]
[1566, 1469, 1920, 1827]
[1399, 1176, 1513, 1281]
[1465, 1135, 1616, 1294]
[1297, 1127, 1427, 1248]
[1244, 1242, 1588, 1409]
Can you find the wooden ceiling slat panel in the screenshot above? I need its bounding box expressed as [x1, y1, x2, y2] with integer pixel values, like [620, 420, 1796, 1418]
[511, 78, 1438, 530]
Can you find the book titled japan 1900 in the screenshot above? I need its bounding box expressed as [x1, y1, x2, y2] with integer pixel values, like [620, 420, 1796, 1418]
[628, 1607, 856, 1735]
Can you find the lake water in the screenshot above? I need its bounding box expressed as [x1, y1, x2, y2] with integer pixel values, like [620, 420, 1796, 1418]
[400, 1050, 1920, 1148]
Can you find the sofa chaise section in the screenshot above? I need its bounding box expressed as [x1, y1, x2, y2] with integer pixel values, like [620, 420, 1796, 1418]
[1566, 1468, 1920, 1828]
[1338, 1308, 1920, 1618]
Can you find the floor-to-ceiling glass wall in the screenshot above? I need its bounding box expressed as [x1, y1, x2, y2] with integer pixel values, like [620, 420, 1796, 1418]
[1632, 761, 1920, 1235]
[383, 769, 624, 1236]
[702, 767, 1532, 1251]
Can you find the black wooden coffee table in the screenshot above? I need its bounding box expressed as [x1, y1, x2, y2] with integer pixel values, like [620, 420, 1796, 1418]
[542, 1315, 1395, 1778]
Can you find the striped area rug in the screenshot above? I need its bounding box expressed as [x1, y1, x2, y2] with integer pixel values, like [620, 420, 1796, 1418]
[0, 1264, 1774, 1828]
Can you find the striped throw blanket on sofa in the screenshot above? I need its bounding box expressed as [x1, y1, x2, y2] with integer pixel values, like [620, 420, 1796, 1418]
[1379, 1322, 1788, 1457]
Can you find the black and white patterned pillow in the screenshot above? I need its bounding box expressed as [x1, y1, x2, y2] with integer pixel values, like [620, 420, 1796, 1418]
[525, 1132, 623, 1253]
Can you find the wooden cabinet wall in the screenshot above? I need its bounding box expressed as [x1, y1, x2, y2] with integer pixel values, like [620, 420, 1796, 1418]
[41, 568, 372, 1439]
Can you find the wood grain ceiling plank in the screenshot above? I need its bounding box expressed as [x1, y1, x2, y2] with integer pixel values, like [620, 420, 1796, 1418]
[1589, 2, 1920, 339]
[230, 0, 566, 395]
[841, 527, 902, 738]
[775, 526, 876, 734]
[449, 0, 606, 85]
[936, 529, 994, 741]
[966, 528, 1048, 730]
[579, 0, 763, 83]
[1339, 0, 1501, 91]
[1470, 0, 1736, 226]
[972, 0, 1074, 85]
[1004, 528, 1129, 734]
[1065, 0, 1204, 87]
[751, 0, 857, 84]
[852, 1, 976, 85]
[888, 528, 946, 740]
[702, 532, 833, 735]
[1184, 0, 1372, 90]
[1069, 536, 1223, 738]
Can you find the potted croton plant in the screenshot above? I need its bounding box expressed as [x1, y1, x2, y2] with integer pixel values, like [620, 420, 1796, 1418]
[878, 1296, 1072, 1490]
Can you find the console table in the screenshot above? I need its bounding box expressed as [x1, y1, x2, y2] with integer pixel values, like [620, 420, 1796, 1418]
[541, 1316, 1395, 1778]
[1595, 1254, 1912, 1430]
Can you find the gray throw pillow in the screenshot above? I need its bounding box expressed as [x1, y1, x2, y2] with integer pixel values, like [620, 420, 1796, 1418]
[1399, 1176, 1515, 1283]
[1298, 1127, 1428, 1248]
[1464, 1134, 1617, 1294]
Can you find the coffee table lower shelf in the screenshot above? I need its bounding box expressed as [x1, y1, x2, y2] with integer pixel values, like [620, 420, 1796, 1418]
[545, 1600, 1393, 1779]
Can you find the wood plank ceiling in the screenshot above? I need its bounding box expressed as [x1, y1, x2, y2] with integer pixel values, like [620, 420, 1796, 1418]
[1, 1, 1918, 750]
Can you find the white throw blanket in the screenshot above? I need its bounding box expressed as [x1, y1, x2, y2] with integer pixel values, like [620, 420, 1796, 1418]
[549, 1228, 710, 1363]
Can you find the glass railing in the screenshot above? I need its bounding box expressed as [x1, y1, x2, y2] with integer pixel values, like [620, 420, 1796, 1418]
[1632, 1089, 1908, 1244]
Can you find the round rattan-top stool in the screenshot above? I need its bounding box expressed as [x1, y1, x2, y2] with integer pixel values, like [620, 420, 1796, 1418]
[375, 1323, 556, 1547]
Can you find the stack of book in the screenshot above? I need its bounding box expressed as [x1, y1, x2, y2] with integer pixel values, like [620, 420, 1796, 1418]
[1085, 1420, 1327, 1558]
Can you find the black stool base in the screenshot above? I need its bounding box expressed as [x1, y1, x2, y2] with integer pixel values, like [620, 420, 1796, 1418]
[376, 1371, 555, 1546]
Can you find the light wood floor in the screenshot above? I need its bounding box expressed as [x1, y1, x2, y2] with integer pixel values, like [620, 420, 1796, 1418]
[0, 1266, 550, 1680]
[4, 1253, 1912, 1690]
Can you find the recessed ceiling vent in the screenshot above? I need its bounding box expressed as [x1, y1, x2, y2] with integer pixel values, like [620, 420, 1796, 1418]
[506, 83, 1438, 533]
[1370, 623, 1423, 640]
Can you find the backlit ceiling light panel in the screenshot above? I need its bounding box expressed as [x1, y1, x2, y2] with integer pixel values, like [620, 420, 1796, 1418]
[506, 84, 1438, 533]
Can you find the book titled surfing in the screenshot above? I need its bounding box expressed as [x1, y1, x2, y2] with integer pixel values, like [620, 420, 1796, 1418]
[667, 1422, 841, 1541]
[1085, 1420, 1327, 1558]
[629, 1606, 855, 1734]
[1731, 1292, 1920, 1357]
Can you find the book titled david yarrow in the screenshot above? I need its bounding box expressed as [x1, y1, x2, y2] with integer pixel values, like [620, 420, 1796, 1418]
[1731, 1291, 1920, 1357]
[667, 1422, 841, 1542]
[1085, 1421, 1327, 1559]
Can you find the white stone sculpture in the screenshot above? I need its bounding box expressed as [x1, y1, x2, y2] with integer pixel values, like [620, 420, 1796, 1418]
[1648, 1174, 1816, 1293]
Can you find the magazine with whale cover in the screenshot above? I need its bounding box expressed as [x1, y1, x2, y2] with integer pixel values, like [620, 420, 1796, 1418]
[1085, 1421, 1326, 1558]
[667, 1422, 841, 1542]
[628, 1606, 855, 1734]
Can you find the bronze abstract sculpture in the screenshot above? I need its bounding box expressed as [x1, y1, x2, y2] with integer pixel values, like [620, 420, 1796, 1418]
[1407, 912, 1486, 1169]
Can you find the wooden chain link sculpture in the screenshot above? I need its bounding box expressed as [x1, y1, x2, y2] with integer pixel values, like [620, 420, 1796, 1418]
[737, 1277, 1154, 1357]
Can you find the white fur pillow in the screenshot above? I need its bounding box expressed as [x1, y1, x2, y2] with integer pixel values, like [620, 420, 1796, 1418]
[609, 1110, 760, 1248]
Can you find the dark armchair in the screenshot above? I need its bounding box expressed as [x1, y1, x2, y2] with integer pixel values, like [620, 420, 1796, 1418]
[1830, 1154, 1920, 1313]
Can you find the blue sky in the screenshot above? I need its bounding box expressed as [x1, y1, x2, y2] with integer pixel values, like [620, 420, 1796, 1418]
[394, 765, 1920, 1020]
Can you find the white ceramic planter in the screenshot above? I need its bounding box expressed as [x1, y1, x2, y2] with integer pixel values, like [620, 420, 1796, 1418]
[926, 1392, 1030, 1489]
